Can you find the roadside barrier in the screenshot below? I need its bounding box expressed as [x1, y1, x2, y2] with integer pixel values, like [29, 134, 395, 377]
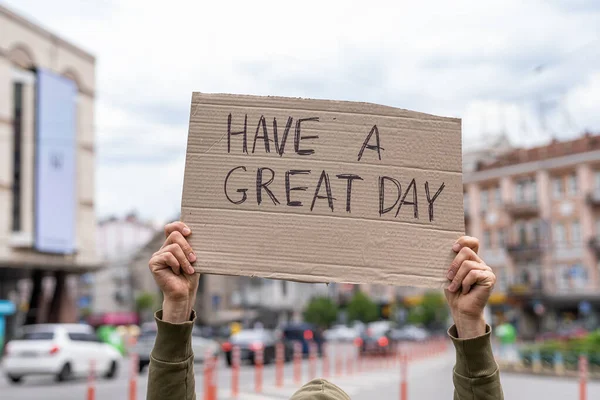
[322, 343, 330, 377]
[308, 341, 318, 380]
[87, 359, 95, 400]
[203, 350, 216, 400]
[335, 344, 343, 376]
[293, 342, 302, 385]
[127, 336, 138, 400]
[231, 346, 240, 398]
[579, 355, 588, 400]
[400, 353, 408, 400]
[275, 342, 284, 387]
[254, 346, 264, 393]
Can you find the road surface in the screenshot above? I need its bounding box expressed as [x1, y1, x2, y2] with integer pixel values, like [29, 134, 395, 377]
[1, 344, 598, 399]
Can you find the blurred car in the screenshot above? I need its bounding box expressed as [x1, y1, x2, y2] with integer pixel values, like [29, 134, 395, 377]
[3, 324, 121, 384]
[389, 325, 430, 342]
[135, 323, 219, 372]
[281, 323, 324, 356]
[222, 329, 292, 366]
[357, 321, 395, 355]
[324, 325, 359, 342]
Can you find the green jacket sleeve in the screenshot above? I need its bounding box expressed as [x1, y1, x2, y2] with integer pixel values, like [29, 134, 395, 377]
[147, 310, 196, 400]
[449, 324, 504, 400]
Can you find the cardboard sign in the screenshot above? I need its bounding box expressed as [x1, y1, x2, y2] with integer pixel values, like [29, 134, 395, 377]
[181, 93, 464, 288]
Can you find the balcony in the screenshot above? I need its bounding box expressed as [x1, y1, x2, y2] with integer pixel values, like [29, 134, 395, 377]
[506, 242, 543, 262]
[586, 192, 600, 207]
[504, 200, 539, 218]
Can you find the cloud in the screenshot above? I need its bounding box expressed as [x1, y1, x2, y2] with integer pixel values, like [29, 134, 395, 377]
[3, 0, 600, 222]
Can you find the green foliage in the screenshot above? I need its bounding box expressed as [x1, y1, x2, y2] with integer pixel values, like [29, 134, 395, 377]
[303, 297, 338, 328]
[135, 292, 155, 312]
[406, 292, 448, 327]
[347, 291, 378, 323]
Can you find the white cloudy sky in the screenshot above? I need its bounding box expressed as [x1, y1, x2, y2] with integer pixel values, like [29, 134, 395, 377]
[3, 0, 600, 223]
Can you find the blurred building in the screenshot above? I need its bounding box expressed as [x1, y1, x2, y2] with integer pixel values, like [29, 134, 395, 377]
[465, 132, 600, 338]
[0, 4, 98, 338]
[83, 213, 157, 318]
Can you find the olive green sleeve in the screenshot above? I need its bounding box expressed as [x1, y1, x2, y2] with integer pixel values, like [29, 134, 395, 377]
[448, 324, 504, 400]
[147, 310, 196, 400]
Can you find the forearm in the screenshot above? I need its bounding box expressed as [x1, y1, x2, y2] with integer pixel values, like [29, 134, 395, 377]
[449, 324, 504, 400]
[147, 310, 197, 400]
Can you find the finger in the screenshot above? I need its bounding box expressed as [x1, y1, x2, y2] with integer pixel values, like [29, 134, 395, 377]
[461, 269, 495, 294]
[161, 243, 194, 275]
[448, 259, 489, 292]
[162, 231, 196, 263]
[447, 246, 482, 281]
[149, 251, 181, 276]
[164, 221, 191, 238]
[452, 236, 479, 254]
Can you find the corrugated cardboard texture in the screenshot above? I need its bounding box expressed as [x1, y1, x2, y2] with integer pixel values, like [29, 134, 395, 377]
[182, 93, 464, 288]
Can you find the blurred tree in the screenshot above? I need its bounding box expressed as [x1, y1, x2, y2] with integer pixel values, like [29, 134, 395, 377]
[407, 291, 448, 328]
[303, 297, 339, 328]
[347, 291, 378, 323]
[135, 292, 155, 313]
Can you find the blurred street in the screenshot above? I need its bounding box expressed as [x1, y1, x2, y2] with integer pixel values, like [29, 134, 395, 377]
[2, 348, 600, 400]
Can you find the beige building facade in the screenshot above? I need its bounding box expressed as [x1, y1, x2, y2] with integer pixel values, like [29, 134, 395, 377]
[0, 5, 98, 334]
[465, 133, 600, 338]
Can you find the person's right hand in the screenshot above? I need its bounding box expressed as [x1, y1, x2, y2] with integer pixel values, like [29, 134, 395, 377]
[148, 221, 199, 323]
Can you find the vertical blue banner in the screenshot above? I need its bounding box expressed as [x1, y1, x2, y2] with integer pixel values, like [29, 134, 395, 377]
[35, 69, 77, 254]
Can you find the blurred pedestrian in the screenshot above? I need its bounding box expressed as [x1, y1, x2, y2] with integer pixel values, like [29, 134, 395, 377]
[146, 221, 503, 400]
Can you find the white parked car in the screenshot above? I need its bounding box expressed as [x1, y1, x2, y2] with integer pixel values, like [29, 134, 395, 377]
[134, 323, 219, 372]
[3, 323, 122, 384]
[324, 325, 359, 342]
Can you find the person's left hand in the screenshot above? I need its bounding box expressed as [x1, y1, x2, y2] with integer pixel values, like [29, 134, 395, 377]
[444, 236, 496, 338]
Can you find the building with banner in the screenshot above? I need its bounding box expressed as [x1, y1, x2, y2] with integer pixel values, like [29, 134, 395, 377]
[465, 133, 600, 339]
[0, 4, 98, 344]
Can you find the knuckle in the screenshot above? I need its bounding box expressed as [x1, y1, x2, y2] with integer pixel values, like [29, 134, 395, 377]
[459, 247, 471, 257]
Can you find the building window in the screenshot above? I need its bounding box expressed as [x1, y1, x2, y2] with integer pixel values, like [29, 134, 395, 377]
[281, 280, 288, 296]
[494, 186, 502, 206]
[516, 181, 525, 203]
[495, 268, 508, 292]
[498, 229, 506, 247]
[531, 220, 540, 244]
[568, 173, 578, 196]
[480, 190, 489, 212]
[557, 264, 588, 291]
[554, 223, 566, 245]
[12, 82, 23, 232]
[529, 179, 537, 203]
[483, 230, 491, 248]
[571, 220, 581, 245]
[517, 222, 527, 245]
[552, 177, 563, 199]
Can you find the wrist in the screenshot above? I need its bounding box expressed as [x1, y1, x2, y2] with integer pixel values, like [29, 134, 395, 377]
[162, 298, 193, 324]
[453, 313, 486, 339]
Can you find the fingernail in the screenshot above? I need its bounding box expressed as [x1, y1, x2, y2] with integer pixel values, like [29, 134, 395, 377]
[448, 282, 457, 292]
[183, 227, 191, 235]
[188, 252, 196, 262]
[447, 270, 455, 280]
[452, 243, 461, 252]
[188, 266, 195, 274]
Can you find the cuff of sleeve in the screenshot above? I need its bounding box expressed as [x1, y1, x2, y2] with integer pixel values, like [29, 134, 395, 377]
[151, 309, 196, 363]
[448, 324, 498, 378]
